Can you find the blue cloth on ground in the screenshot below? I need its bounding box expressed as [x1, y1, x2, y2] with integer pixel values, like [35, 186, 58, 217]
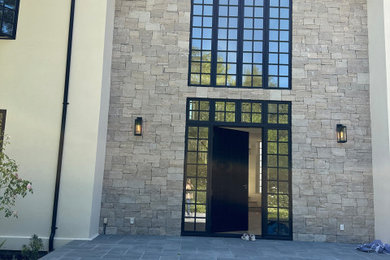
[356, 240, 390, 254]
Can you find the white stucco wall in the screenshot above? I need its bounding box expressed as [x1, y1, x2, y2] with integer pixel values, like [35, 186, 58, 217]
[0, 0, 114, 250]
[368, 0, 390, 243]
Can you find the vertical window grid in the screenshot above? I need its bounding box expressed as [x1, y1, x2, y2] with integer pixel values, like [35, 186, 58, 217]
[184, 126, 209, 232]
[242, 0, 264, 87]
[267, 0, 290, 88]
[266, 129, 290, 236]
[216, 0, 239, 87]
[190, 0, 214, 86]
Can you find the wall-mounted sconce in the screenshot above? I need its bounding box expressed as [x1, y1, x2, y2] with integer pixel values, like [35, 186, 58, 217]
[336, 124, 347, 143]
[134, 117, 143, 136]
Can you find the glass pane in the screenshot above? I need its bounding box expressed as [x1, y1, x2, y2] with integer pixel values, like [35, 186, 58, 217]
[268, 143, 277, 154]
[198, 152, 208, 164]
[187, 152, 197, 164]
[215, 112, 225, 121]
[279, 195, 289, 207]
[279, 222, 290, 236]
[279, 143, 288, 155]
[184, 221, 195, 231]
[268, 104, 277, 113]
[197, 178, 207, 190]
[200, 101, 210, 110]
[267, 155, 277, 167]
[226, 112, 235, 122]
[252, 103, 261, 112]
[279, 209, 289, 221]
[279, 181, 288, 194]
[188, 127, 198, 138]
[199, 112, 209, 121]
[191, 74, 201, 84]
[279, 130, 288, 142]
[198, 140, 208, 151]
[279, 104, 288, 113]
[196, 191, 207, 204]
[215, 102, 225, 111]
[189, 111, 199, 121]
[252, 113, 261, 123]
[196, 222, 206, 232]
[268, 208, 277, 220]
[242, 113, 251, 123]
[198, 165, 208, 177]
[187, 179, 197, 190]
[188, 140, 198, 151]
[279, 168, 289, 181]
[268, 195, 277, 207]
[268, 168, 277, 180]
[267, 220, 278, 235]
[268, 130, 277, 141]
[268, 181, 278, 194]
[199, 127, 209, 138]
[268, 114, 278, 124]
[226, 102, 235, 111]
[279, 114, 288, 124]
[242, 103, 251, 112]
[187, 165, 197, 177]
[279, 155, 288, 167]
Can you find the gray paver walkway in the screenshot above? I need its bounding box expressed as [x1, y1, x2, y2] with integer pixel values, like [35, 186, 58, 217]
[41, 235, 390, 260]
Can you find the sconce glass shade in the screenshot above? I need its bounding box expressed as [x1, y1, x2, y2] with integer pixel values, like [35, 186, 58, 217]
[134, 117, 142, 136]
[336, 124, 347, 143]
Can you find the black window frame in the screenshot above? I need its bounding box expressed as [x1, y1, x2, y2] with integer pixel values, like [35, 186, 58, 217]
[188, 0, 292, 89]
[0, 0, 20, 40]
[0, 110, 6, 149]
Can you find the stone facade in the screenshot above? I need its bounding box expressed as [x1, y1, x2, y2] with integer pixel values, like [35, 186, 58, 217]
[100, 0, 374, 243]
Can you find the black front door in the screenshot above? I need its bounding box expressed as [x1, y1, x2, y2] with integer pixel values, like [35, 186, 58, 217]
[211, 127, 249, 233]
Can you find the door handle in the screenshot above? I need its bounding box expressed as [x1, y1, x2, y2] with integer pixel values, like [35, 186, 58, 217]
[243, 184, 248, 190]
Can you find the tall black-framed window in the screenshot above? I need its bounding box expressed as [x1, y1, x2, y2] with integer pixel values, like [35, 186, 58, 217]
[182, 98, 292, 239]
[0, 110, 6, 148]
[189, 0, 292, 89]
[0, 0, 20, 39]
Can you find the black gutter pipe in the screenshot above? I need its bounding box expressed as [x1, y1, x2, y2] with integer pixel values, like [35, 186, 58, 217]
[49, 0, 76, 252]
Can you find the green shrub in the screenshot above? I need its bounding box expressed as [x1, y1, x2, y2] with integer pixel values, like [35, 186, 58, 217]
[0, 137, 33, 218]
[21, 234, 43, 260]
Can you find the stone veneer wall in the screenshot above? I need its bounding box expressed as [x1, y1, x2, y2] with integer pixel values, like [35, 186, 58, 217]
[101, 0, 374, 242]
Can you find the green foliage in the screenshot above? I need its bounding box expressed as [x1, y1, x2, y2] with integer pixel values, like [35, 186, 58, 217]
[0, 137, 33, 218]
[21, 234, 43, 260]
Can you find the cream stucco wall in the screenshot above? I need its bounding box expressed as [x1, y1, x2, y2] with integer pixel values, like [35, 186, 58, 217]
[368, 0, 390, 243]
[0, 0, 115, 250]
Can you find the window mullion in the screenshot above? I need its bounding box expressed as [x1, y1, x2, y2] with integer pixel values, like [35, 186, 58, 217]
[263, 0, 270, 89]
[236, 0, 244, 88]
[211, 0, 220, 87]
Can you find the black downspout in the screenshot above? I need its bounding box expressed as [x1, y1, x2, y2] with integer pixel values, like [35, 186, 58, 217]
[49, 0, 76, 252]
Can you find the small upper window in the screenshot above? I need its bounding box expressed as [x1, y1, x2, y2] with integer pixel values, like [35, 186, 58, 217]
[0, 0, 20, 39]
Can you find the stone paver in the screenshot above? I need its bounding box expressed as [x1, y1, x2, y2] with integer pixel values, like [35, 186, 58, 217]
[41, 235, 389, 260]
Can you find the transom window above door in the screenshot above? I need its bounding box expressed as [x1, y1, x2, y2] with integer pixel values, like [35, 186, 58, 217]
[189, 0, 291, 89]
